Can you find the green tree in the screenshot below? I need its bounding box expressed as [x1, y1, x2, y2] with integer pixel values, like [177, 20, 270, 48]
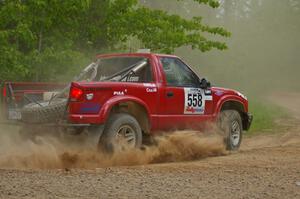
[0, 0, 230, 81]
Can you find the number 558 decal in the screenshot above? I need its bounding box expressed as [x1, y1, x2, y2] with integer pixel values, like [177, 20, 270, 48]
[184, 88, 205, 114]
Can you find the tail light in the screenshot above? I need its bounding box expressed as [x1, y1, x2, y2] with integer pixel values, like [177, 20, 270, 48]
[70, 86, 83, 102]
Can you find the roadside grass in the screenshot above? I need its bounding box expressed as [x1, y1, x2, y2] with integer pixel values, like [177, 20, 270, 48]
[246, 99, 289, 136]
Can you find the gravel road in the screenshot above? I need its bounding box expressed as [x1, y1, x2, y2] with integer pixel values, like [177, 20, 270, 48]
[0, 92, 299, 199]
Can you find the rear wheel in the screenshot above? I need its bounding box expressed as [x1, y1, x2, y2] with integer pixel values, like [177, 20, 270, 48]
[99, 113, 142, 153]
[218, 110, 243, 151]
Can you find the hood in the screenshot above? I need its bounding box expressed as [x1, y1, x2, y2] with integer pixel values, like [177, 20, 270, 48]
[211, 87, 248, 100]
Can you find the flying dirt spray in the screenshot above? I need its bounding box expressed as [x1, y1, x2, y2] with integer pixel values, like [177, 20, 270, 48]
[0, 127, 226, 169]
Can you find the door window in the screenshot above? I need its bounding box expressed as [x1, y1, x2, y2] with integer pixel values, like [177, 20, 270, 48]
[160, 57, 200, 87]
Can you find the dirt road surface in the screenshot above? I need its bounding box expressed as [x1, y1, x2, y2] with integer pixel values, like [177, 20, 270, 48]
[0, 93, 300, 199]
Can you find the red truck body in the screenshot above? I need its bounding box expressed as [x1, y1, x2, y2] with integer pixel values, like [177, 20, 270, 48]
[68, 53, 251, 133]
[1, 82, 66, 120]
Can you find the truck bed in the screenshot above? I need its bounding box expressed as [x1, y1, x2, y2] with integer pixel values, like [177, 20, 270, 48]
[1, 82, 66, 121]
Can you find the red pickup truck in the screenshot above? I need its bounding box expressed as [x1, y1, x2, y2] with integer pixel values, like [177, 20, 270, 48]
[14, 53, 252, 152]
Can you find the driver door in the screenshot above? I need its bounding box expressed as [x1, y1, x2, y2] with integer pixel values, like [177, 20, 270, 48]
[158, 57, 213, 131]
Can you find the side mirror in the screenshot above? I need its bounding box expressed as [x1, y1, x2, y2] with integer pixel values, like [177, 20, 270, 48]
[200, 78, 211, 89]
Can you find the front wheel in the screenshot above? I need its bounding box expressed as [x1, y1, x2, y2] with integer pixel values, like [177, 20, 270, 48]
[99, 113, 142, 153]
[218, 110, 243, 151]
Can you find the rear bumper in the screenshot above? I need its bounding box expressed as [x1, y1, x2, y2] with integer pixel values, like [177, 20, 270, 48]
[244, 113, 253, 131]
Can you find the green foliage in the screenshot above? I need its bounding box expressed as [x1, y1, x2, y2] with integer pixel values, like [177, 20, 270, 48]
[0, 0, 229, 81]
[248, 100, 288, 135]
[185, 0, 220, 8]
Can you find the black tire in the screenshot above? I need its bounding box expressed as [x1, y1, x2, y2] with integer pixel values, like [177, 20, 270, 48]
[99, 113, 142, 153]
[218, 110, 243, 151]
[21, 98, 67, 123]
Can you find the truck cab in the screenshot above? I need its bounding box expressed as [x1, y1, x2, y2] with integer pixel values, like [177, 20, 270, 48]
[65, 53, 252, 151]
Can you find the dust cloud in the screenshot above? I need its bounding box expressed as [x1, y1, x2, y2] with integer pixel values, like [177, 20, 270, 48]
[143, 0, 300, 96]
[0, 127, 226, 170]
